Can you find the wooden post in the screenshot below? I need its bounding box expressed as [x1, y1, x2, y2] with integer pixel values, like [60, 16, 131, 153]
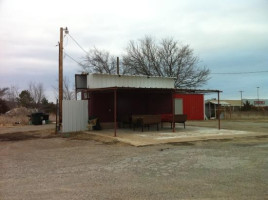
[114, 89, 117, 137]
[56, 99, 58, 134]
[117, 57, 119, 75]
[218, 91, 221, 130]
[172, 91, 175, 132]
[59, 27, 64, 130]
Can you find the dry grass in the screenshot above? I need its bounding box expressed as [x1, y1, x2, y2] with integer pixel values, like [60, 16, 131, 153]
[224, 111, 268, 120]
[0, 115, 30, 126]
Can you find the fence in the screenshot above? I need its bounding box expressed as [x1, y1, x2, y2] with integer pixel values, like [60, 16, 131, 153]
[62, 100, 88, 133]
[223, 110, 268, 120]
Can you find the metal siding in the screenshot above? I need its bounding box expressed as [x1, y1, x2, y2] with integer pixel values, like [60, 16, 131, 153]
[75, 75, 87, 89]
[62, 100, 88, 133]
[174, 94, 204, 120]
[87, 74, 174, 89]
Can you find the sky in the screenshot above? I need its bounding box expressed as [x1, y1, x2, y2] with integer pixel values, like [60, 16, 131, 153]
[0, 0, 268, 102]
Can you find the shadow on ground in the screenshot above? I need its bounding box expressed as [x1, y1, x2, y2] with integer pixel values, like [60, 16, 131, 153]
[0, 131, 56, 142]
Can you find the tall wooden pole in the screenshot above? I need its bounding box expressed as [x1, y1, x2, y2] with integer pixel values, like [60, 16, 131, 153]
[114, 89, 117, 137]
[172, 91, 175, 132]
[239, 90, 244, 109]
[59, 27, 64, 130]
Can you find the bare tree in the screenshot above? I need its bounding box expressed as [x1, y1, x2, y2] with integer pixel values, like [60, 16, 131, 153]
[63, 77, 75, 100]
[53, 77, 75, 100]
[6, 85, 19, 109]
[123, 36, 162, 76]
[0, 87, 9, 98]
[6, 86, 19, 102]
[158, 38, 210, 88]
[80, 36, 210, 88]
[123, 36, 210, 88]
[1, 86, 19, 109]
[28, 82, 46, 105]
[82, 47, 117, 74]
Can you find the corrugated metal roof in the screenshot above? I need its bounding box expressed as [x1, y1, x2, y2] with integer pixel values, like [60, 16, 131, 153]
[87, 73, 175, 89]
[223, 100, 242, 107]
[205, 100, 230, 106]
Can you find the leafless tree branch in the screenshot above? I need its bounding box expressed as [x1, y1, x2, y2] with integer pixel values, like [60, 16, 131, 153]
[28, 82, 45, 105]
[123, 36, 210, 88]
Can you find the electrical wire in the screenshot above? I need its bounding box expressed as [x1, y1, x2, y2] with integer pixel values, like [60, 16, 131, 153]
[67, 33, 88, 55]
[211, 70, 268, 75]
[64, 51, 86, 67]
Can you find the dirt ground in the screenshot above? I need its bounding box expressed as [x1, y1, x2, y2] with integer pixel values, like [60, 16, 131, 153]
[0, 120, 267, 199]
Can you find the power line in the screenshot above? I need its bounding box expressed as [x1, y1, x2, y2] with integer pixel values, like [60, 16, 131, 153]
[67, 33, 88, 55]
[211, 70, 268, 75]
[64, 51, 86, 67]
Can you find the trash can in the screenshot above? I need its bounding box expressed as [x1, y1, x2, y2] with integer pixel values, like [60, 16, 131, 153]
[43, 113, 49, 124]
[31, 112, 44, 125]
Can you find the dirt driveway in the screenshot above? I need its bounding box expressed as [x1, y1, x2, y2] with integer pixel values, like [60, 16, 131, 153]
[0, 120, 267, 200]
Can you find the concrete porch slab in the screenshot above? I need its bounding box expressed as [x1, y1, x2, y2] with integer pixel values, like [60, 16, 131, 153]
[83, 125, 268, 146]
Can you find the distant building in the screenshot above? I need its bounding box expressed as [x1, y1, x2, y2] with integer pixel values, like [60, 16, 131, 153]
[242, 99, 268, 107]
[223, 100, 242, 111]
[205, 99, 242, 119]
[205, 99, 230, 119]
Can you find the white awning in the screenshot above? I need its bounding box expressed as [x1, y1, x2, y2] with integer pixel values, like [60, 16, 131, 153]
[87, 73, 175, 89]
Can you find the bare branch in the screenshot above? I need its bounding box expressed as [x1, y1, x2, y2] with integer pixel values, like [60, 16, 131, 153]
[28, 82, 46, 105]
[123, 36, 210, 88]
[82, 47, 116, 74]
[79, 35, 210, 88]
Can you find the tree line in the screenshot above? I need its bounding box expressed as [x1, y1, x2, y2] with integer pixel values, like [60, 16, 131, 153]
[0, 79, 75, 114]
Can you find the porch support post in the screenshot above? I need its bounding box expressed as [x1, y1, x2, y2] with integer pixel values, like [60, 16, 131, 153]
[114, 88, 117, 137]
[217, 91, 221, 130]
[172, 90, 175, 132]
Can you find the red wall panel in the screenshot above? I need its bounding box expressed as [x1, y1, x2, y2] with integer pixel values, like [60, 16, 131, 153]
[174, 94, 204, 120]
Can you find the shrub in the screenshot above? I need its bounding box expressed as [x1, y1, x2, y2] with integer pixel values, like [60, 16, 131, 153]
[0, 98, 9, 114]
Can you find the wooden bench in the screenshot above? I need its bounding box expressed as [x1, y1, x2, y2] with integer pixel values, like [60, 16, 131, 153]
[161, 114, 187, 129]
[132, 115, 162, 132]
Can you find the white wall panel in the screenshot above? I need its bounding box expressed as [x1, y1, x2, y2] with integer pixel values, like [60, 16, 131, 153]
[87, 73, 175, 89]
[62, 100, 88, 133]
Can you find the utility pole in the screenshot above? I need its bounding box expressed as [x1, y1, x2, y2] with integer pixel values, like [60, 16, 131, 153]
[256, 87, 260, 108]
[58, 27, 68, 131]
[239, 91, 244, 109]
[117, 57, 120, 75]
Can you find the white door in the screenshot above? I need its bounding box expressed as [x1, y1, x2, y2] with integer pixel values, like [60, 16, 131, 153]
[175, 98, 183, 114]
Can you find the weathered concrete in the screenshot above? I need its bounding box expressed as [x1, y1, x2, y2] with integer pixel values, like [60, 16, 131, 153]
[85, 125, 268, 146]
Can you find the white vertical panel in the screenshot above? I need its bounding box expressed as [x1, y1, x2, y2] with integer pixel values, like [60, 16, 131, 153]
[175, 98, 183, 114]
[62, 100, 88, 133]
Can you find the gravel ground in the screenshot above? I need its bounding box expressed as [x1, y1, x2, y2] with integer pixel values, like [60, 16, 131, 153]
[0, 135, 267, 200]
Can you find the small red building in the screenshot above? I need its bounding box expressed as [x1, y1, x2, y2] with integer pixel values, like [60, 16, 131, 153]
[75, 74, 219, 132]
